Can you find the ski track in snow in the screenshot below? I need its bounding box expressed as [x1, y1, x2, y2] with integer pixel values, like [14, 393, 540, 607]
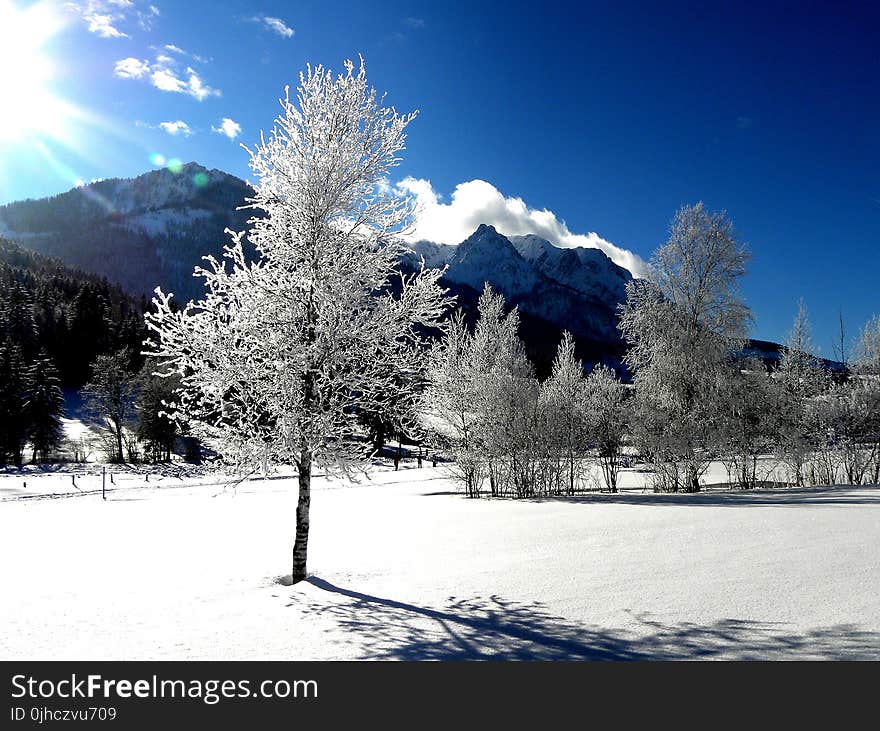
[1, 464, 878, 660]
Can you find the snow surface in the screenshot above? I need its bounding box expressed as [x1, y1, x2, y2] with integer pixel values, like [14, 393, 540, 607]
[509, 233, 631, 304]
[444, 224, 543, 300]
[120, 207, 214, 237]
[1, 464, 878, 660]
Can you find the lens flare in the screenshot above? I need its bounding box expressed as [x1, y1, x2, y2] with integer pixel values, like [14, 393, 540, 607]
[166, 158, 183, 174]
[149, 152, 167, 167]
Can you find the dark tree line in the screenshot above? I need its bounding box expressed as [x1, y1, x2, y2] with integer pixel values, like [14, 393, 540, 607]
[0, 238, 146, 388]
[0, 238, 186, 465]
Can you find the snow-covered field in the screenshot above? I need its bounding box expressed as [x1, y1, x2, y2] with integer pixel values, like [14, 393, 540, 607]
[1, 463, 878, 660]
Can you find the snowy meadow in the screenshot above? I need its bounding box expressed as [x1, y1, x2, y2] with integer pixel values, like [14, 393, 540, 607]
[2, 461, 879, 660]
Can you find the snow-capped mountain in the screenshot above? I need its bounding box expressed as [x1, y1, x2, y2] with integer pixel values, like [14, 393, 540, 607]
[402, 240, 456, 270]
[446, 224, 545, 299]
[0, 163, 252, 303]
[402, 224, 632, 346]
[508, 233, 631, 305]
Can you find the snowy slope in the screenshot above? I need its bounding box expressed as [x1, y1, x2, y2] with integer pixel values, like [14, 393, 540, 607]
[509, 233, 631, 305]
[401, 240, 456, 269]
[118, 207, 215, 237]
[1, 465, 878, 660]
[445, 224, 544, 300]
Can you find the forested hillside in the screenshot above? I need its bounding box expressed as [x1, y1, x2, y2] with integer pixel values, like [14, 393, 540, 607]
[0, 237, 146, 389]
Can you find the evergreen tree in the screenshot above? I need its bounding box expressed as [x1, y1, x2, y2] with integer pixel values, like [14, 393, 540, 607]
[0, 279, 37, 359]
[137, 360, 180, 462]
[68, 284, 111, 387]
[0, 338, 28, 466]
[24, 352, 65, 462]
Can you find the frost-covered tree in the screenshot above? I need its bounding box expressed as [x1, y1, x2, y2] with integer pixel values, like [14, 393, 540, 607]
[585, 364, 629, 493]
[619, 203, 751, 492]
[146, 59, 450, 582]
[424, 311, 483, 495]
[472, 288, 538, 497]
[540, 331, 589, 494]
[82, 349, 140, 463]
[777, 300, 828, 401]
[650, 203, 752, 338]
[718, 362, 782, 489]
[855, 315, 880, 376]
[775, 300, 829, 485]
[24, 352, 64, 463]
[425, 285, 534, 497]
[821, 315, 880, 485]
[817, 379, 880, 486]
[854, 315, 880, 483]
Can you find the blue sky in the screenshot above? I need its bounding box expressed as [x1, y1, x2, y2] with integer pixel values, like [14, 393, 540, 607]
[1, 0, 878, 351]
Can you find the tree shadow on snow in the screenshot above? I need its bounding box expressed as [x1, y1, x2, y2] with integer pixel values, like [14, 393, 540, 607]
[290, 577, 880, 660]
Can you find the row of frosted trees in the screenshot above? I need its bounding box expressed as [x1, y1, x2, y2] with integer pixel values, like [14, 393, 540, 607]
[425, 285, 627, 497]
[425, 204, 880, 495]
[769, 307, 880, 488]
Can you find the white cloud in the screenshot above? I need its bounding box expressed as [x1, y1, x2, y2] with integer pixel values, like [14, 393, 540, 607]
[150, 67, 185, 93]
[151, 43, 210, 64]
[69, 1, 155, 38]
[115, 52, 221, 100]
[397, 178, 648, 278]
[403, 17, 426, 29]
[84, 11, 128, 38]
[184, 67, 219, 101]
[113, 56, 150, 78]
[212, 118, 241, 140]
[250, 14, 294, 38]
[159, 120, 192, 136]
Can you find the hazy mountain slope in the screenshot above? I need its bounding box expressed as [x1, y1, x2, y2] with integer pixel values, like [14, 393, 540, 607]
[0, 163, 252, 304]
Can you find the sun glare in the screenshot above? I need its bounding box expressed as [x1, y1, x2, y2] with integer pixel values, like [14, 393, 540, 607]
[0, 1, 70, 141]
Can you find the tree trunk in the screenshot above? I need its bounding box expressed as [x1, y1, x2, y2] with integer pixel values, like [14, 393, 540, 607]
[372, 422, 385, 456]
[291, 448, 312, 583]
[114, 418, 124, 463]
[687, 463, 701, 492]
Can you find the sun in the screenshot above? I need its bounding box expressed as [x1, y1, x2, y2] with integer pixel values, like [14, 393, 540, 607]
[0, 0, 70, 142]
